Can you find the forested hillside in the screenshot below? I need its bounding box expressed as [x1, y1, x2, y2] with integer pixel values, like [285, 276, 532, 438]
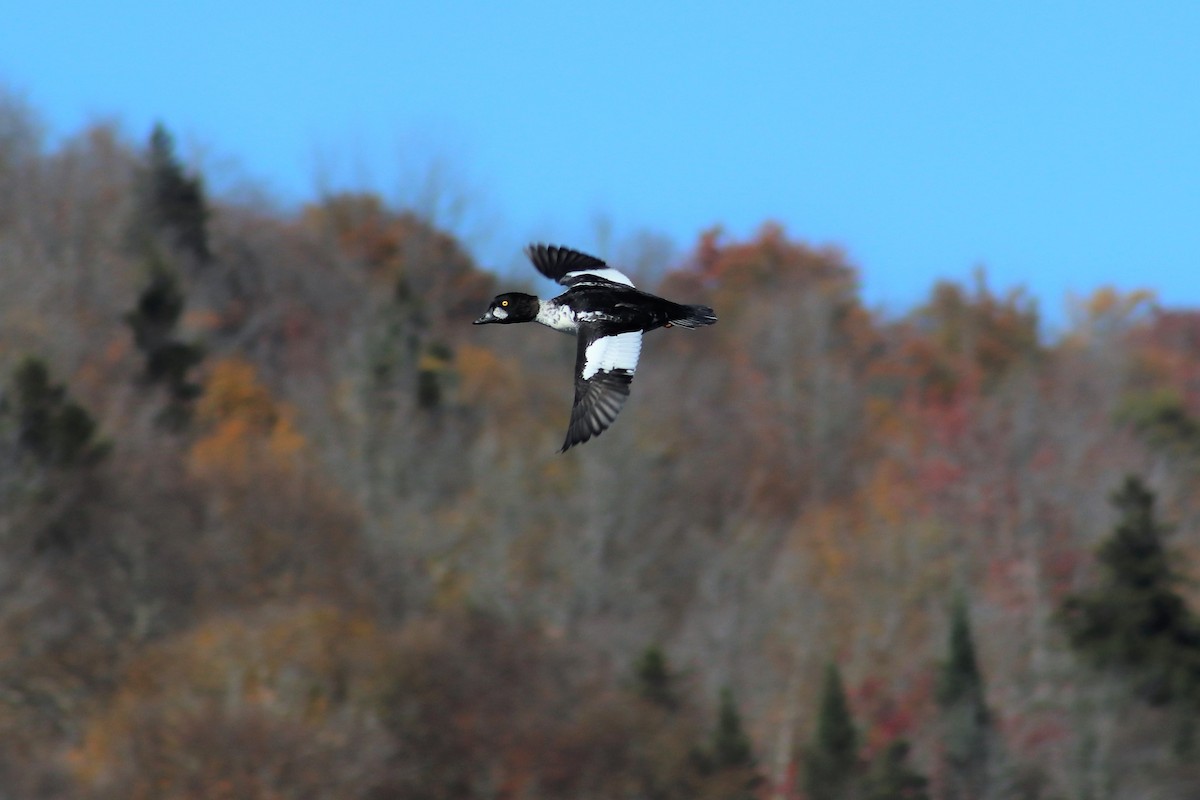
[4, 93, 1200, 799]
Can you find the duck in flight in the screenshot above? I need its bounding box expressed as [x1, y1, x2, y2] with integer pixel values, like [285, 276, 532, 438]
[474, 245, 717, 451]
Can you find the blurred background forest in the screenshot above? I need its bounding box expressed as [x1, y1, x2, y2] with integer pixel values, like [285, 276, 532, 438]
[3, 89, 1200, 799]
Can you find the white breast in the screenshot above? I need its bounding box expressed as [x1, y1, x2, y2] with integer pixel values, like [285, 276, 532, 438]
[536, 300, 579, 333]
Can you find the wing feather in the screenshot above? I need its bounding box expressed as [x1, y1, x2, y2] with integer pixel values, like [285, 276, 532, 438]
[561, 328, 642, 451]
[526, 244, 635, 288]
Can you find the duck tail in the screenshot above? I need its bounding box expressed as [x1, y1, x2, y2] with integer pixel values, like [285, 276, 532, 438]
[668, 303, 718, 329]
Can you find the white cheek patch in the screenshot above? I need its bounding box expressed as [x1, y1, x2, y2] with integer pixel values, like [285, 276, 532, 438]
[582, 331, 642, 381]
[492, 306, 509, 319]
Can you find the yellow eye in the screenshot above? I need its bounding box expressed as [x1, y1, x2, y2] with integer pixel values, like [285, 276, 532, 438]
[501, 299, 509, 307]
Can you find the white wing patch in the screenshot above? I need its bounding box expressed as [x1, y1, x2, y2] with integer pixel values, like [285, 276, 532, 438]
[581, 331, 642, 381]
[564, 267, 636, 287]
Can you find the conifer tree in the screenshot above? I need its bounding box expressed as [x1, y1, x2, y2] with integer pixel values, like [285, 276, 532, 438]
[710, 687, 754, 770]
[803, 663, 860, 800]
[693, 687, 760, 800]
[1118, 390, 1200, 461]
[124, 259, 204, 428]
[2, 357, 108, 552]
[862, 739, 930, 800]
[632, 645, 678, 710]
[6, 356, 105, 468]
[937, 597, 992, 800]
[138, 123, 211, 262]
[1061, 476, 1200, 710]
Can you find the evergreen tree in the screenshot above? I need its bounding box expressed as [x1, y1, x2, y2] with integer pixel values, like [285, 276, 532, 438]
[710, 687, 754, 770]
[6, 356, 105, 468]
[938, 597, 987, 709]
[862, 739, 930, 800]
[124, 260, 205, 428]
[1061, 475, 1200, 710]
[803, 663, 860, 800]
[139, 123, 211, 262]
[2, 357, 108, 552]
[937, 597, 992, 800]
[1118, 389, 1200, 462]
[692, 687, 761, 800]
[632, 645, 678, 710]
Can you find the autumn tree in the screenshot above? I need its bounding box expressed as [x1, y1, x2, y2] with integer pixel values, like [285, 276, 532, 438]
[937, 597, 992, 800]
[0, 356, 175, 786]
[14, 89, 1200, 799]
[183, 357, 377, 610]
[1065, 286, 1155, 350]
[72, 605, 395, 798]
[1130, 310, 1200, 409]
[658, 224, 880, 509]
[905, 270, 1041, 400]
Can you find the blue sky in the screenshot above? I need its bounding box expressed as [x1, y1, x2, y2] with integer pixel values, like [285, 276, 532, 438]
[3, 2, 1198, 324]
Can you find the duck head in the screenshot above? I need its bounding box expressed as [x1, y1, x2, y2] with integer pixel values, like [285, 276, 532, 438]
[474, 292, 539, 324]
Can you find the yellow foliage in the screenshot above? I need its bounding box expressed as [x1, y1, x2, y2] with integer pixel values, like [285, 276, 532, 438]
[1085, 286, 1155, 319]
[71, 604, 391, 785]
[455, 343, 515, 402]
[789, 505, 854, 577]
[195, 358, 278, 431]
[863, 459, 917, 528]
[454, 343, 534, 427]
[189, 358, 307, 479]
[1066, 286, 1156, 345]
[430, 560, 471, 610]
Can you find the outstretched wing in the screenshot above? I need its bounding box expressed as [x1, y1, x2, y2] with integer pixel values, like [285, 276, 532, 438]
[561, 327, 643, 451]
[526, 244, 635, 288]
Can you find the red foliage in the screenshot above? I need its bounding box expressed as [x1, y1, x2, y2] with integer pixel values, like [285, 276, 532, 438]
[850, 674, 933, 762]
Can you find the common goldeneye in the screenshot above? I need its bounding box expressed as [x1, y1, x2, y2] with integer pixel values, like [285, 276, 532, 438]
[474, 244, 717, 451]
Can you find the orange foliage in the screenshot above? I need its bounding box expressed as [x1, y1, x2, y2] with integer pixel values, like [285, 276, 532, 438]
[685, 223, 860, 323]
[851, 674, 933, 760]
[298, 192, 495, 337]
[1081, 285, 1155, 321]
[1064, 285, 1156, 347]
[70, 604, 392, 795]
[15, 111, 1200, 797]
[905, 270, 1040, 397]
[1129, 310, 1200, 409]
[300, 193, 404, 270]
[189, 358, 306, 479]
[861, 458, 922, 528]
[454, 342, 517, 402]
